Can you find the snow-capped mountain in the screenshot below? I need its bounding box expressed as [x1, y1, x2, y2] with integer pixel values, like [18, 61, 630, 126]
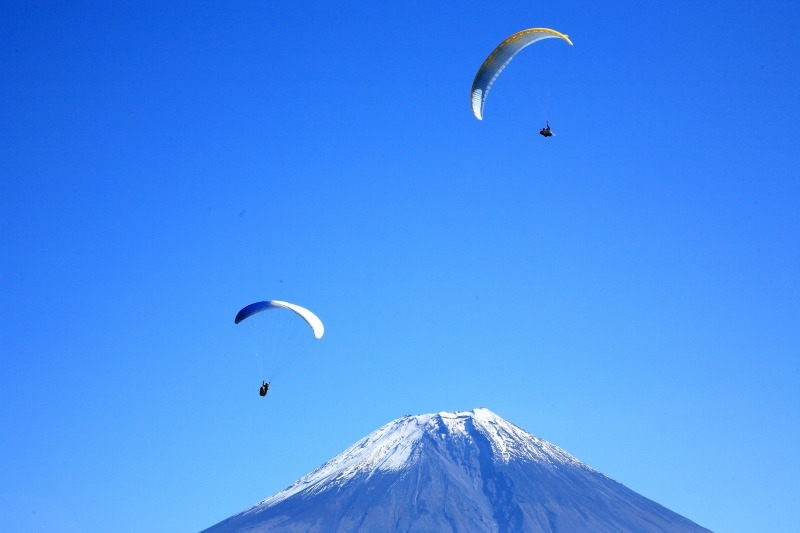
[203, 408, 709, 532]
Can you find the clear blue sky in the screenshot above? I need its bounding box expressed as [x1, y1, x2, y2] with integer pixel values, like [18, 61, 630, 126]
[2, 1, 798, 531]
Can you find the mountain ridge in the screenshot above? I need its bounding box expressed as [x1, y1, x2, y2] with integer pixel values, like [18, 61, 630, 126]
[204, 408, 709, 532]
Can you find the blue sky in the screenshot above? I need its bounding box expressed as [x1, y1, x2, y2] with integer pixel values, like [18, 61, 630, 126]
[2, 1, 798, 531]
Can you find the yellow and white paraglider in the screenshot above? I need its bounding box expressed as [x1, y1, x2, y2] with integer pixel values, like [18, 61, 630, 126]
[470, 28, 573, 121]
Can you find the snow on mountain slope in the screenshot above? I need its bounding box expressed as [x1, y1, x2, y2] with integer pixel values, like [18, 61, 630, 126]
[260, 408, 586, 508]
[204, 408, 710, 533]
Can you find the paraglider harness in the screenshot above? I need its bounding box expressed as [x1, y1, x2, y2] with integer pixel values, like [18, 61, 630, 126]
[259, 381, 270, 397]
[539, 122, 553, 138]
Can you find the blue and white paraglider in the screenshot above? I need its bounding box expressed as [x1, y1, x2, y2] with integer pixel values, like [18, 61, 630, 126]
[235, 300, 324, 396]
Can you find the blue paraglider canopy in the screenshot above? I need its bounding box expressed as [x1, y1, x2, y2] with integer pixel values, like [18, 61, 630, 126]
[234, 300, 324, 339]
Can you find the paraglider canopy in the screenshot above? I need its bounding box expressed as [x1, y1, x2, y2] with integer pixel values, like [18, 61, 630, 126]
[471, 27, 573, 121]
[235, 300, 324, 339]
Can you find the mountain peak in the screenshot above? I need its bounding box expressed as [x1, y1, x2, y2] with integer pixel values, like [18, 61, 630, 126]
[205, 408, 709, 533]
[259, 408, 584, 509]
[425, 408, 585, 467]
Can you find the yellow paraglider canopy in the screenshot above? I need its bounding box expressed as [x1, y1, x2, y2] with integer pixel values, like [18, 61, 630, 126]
[471, 28, 573, 121]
